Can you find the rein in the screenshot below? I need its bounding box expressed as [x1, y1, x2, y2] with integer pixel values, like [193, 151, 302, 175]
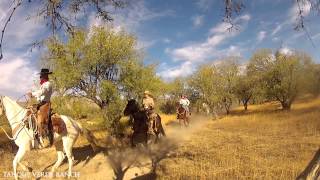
[0, 96, 38, 141]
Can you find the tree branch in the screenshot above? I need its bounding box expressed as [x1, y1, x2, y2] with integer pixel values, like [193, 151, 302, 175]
[0, 0, 23, 60]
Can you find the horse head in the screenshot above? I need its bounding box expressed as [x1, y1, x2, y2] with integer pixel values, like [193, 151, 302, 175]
[124, 99, 139, 116]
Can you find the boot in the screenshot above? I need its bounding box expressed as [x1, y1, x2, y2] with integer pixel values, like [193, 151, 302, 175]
[48, 123, 54, 146]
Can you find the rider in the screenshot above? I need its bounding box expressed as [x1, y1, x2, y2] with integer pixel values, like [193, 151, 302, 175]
[27, 68, 54, 146]
[142, 90, 157, 133]
[179, 95, 191, 116]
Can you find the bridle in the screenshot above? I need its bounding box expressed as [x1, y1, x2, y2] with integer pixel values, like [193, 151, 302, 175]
[0, 95, 38, 141]
[0, 95, 6, 117]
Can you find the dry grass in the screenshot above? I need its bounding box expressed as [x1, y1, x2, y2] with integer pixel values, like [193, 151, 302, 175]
[156, 97, 320, 180]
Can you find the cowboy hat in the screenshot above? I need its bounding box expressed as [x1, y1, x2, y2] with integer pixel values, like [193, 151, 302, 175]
[144, 90, 152, 96]
[38, 68, 53, 75]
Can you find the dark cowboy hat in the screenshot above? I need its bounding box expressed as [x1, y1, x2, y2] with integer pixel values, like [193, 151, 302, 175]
[38, 68, 53, 75]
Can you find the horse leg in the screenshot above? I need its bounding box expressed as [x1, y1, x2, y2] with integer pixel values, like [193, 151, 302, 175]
[39, 136, 45, 148]
[185, 117, 189, 127]
[13, 147, 27, 180]
[63, 137, 75, 178]
[51, 141, 65, 173]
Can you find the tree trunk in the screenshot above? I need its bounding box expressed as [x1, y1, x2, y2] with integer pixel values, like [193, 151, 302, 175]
[281, 100, 291, 110]
[242, 99, 248, 111]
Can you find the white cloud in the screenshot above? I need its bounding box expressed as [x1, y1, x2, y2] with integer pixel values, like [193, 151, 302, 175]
[271, 24, 282, 36]
[0, 56, 37, 98]
[158, 61, 195, 80]
[87, 0, 173, 50]
[170, 14, 250, 62]
[195, 0, 214, 11]
[192, 15, 204, 28]
[209, 22, 231, 34]
[88, 0, 173, 33]
[313, 33, 320, 40]
[163, 38, 171, 43]
[136, 39, 157, 50]
[272, 37, 280, 42]
[0, 1, 45, 98]
[0, 2, 45, 50]
[279, 47, 293, 56]
[257, 31, 267, 42]
[289, 0, 311, 23]
[240, 14, 251, 22]
[160, 14, 250, 79]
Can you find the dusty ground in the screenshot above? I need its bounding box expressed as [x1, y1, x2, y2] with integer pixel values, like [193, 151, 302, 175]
[1, 97, 319, 179]
[0, 114, 211, 180]
[156, 97, 320, 180]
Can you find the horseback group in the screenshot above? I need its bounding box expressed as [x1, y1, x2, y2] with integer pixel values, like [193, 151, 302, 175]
[0, 68, 192, 179]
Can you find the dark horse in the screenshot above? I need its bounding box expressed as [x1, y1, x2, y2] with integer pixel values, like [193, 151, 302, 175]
[176, 104, 190, 127]
[124, 99, 166, 147]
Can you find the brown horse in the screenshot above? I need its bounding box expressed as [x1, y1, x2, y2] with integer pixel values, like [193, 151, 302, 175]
[124, 99, 166, 147]
[176, 104, 190, 127]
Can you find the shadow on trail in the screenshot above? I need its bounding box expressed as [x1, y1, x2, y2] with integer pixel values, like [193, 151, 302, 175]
[73, 144, 106, 167]
[103, 138, 178, 180]
[102, 114, 210, 180]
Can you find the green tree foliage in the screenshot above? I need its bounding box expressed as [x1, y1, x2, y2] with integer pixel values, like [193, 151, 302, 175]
[267, 51, 315, 110]
[46, 27, 137, 109]
[190, 57, 239, 115]
[234, 72, 255, 111]
[120, 61, 164, 100]
[248, 49, 318, 110]
[45, 26, 164, 136]
[0, 0, 126, 60]
[215, 58, 239, 114]
[158, 78, 185, 114]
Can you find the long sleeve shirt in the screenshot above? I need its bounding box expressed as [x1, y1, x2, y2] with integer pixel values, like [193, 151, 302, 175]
[142, 97, 155, 110]
[179, 98, 190, 107]
[32, 81, 53, 103]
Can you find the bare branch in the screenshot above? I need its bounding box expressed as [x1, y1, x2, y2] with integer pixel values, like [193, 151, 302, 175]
[0, 0, 23, 60]
[223, 0, 245, 32]
[0, 0, 126, 61]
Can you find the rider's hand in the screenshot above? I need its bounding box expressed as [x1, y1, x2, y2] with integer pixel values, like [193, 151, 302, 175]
[26, 92, 32, 98]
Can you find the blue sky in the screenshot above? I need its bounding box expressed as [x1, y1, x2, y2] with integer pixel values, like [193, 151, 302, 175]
[0, 0, 320, 98]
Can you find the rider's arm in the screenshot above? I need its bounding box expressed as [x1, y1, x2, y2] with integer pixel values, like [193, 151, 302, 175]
[31, 82, 51, 100]
[179, 99, 184, 105]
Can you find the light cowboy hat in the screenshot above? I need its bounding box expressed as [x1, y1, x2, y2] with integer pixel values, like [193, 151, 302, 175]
[144, 90, 153, 96]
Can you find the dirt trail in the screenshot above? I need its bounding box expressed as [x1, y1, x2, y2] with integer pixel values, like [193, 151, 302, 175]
[0, 115, 211, 180]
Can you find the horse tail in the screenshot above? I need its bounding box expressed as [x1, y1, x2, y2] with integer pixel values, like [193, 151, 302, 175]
[75, 121, 99, 152]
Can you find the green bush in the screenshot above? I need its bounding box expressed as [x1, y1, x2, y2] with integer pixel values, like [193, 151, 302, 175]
[51, 96, 102, 120]
[103, 98, 128, 137]
[159, 99, 177, 114]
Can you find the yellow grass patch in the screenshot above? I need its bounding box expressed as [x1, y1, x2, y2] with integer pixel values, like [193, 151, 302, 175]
[157, 97, 320, 179]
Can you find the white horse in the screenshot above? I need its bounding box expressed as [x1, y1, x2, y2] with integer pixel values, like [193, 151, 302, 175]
[0, 96, 98, 179]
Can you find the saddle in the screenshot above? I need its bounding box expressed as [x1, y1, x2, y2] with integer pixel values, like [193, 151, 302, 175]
[27, 106, 66, 134]
[50, 113, 66, 134]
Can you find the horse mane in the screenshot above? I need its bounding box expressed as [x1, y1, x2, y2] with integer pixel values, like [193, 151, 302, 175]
[3, 96, 25, 112]
[129, 99, 141, 113]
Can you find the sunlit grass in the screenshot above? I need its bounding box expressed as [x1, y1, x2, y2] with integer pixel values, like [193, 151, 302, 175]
[157, 96, 320, 179]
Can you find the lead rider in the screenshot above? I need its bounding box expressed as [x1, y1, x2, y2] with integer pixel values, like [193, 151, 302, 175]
[27, 68, 54, 146]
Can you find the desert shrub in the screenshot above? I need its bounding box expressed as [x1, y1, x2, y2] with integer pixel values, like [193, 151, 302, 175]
[159, 99, 177, 114]
[51, 96, 102, 120]
[103, 98, 128, 137]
